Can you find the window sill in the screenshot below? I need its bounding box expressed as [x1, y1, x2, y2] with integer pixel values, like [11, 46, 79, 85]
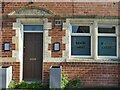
[66, 57, 120, 63]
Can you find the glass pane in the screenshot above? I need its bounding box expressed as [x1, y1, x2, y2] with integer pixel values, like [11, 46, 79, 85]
[98, 36, 116, 56]
[72, 26, 90, 33]
[71, 36, 91, 56]
[98, 26, 115, 33]
[24, 25, 43, 31]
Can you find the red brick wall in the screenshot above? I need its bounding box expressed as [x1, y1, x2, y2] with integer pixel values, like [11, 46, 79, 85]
[43, 62, 120, 87]
[0, 62, 20, 82]
[1, 18, 16, 57]
[1, 2, 119, 58]
[48, 19, 66, 58]
[2, 2, 119, 16]
[1, 2, 120, 87]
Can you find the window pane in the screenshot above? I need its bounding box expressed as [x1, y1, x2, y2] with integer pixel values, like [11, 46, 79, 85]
[98, 26, 115, 33]
[98, 36, 116, 56]
[24, 25, 43, 31]
[72, 26, 90, 33]
[71, 36, 91, 56]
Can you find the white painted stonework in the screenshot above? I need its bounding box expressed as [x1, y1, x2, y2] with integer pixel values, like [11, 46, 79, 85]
[64, 18, 120, 62]
[13, 18, 52, 81]
[12, 17, 120, 81]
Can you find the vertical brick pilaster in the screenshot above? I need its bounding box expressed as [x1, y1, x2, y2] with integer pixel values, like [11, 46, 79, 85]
[2, 19, 16, 57]
[48, 19, 66, 58]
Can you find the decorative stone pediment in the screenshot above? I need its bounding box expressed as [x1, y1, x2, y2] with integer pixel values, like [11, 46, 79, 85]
[15, 9, 51, 15]
[8, 6, 54, 17]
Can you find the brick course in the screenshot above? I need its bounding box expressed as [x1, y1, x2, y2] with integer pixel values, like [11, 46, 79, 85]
[2, 2, 119, 16]
[1, 2, 120, 87]
[43, 62, 120, 87]
[48, 23, 66, 58]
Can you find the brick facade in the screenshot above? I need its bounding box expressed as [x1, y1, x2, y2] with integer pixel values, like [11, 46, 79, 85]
[1, 1, 120, 87]
[2, 2, 119, 16]
[48, 19, 66, 58]
[2, 18, 16, 57]
[43, 62, 120, 87]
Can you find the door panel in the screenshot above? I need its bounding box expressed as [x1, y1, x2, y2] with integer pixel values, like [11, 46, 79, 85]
[23, 33, 43, 81]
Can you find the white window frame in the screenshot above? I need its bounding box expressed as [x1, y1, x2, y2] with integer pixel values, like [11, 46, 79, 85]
[97, 25, 118, 59]
[71, 25, 92, 58]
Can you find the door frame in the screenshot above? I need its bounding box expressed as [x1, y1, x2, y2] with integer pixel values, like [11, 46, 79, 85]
[22, 24, 44, 81]
[14, 18, 49, 81]
[23, 30, 44, 81]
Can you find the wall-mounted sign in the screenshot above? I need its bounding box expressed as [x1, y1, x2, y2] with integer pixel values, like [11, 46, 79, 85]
[53, 42, 60, 52]
[3, 42, 10, 51]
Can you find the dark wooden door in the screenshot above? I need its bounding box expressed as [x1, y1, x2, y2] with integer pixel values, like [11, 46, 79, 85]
[23, 33, 43, 81]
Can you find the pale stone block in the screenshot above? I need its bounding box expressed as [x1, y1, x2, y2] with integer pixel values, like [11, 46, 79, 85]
[63, 36, 69, 44]
[44, 22, 52, 30]
[44, 58, 65, 62]
[44, 51, 51, 58]
[66, 43, 69, 50]
[0, 58, 16, 62]
[63, 22, 69, 30]
[97, 19, 119, 25]
[12, 36, 16, 43]
[44, 44, 48, 50]
[16, 29, 20, 37]
[63, 51, 69, 58]
[62, 51, 65, 58]
[12, 36, 19, 50]
[63, 51, 68, 58]
[16, 42, 19, 50]
[65, 43, 70, 58]
[66, 58, 119, 63]
[13, 23, 21, 29]
[44, 30, 48, 37]
[0, 57, 2, 61]
[17, 18, 45, 25]
[62, 36, 66, 44]
[12, 50, 18, 58]
[44, 37, 51, 43]
[44, 51, 51, 60]
[66, 29, 69, 37]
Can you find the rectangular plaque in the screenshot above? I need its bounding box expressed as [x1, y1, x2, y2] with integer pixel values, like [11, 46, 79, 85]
[30, 58, 36, 61]
[53, 42, 60, 52]
[4, 42, 10, 51]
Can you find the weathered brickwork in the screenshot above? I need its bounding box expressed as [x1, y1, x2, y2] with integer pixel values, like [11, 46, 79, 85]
[1, 2, 120, 87]
[0, 62, 20, 82]
[48, 19, 66, 58]
[43, 62, 120, 87]
[2, 19, 16, 57]
[2, 2, 119, 16]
